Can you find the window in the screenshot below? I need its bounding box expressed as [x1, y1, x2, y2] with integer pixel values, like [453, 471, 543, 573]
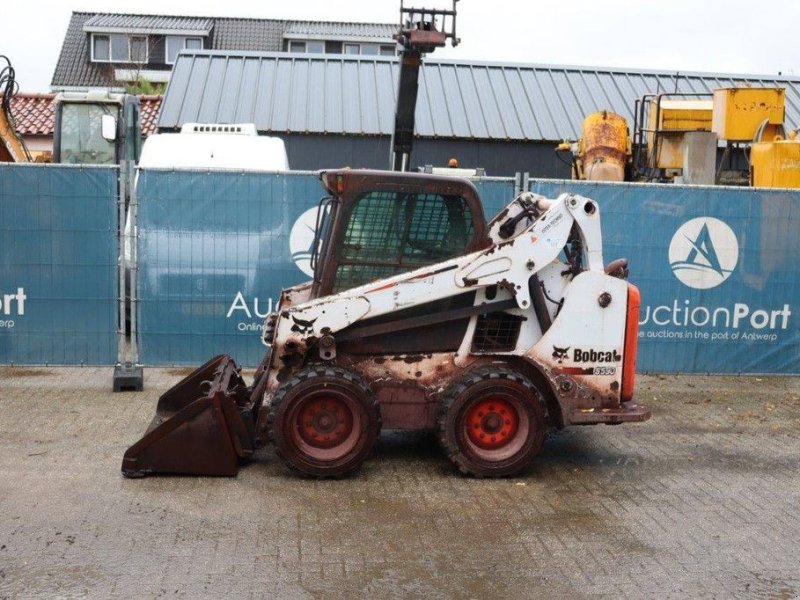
[130, 36, 148, 63]
[338, 43, 395, 57]
[306, 40, 324, 53]
[166, 36, 204, 64]
[58, 103, 117, 165]
[91, 33, 149, 63]
[333, 191, 475, 291]
[92, 35, 110, 61]
[288, 40, 325, 53]
[361, 43, 380, 56]
[111, 34, 129, 61]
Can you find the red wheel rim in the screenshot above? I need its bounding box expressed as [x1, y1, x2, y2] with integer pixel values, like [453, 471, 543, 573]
[288, 389, 363, 463]
[296, 396, 354, 449]
[465, 397, 520, 450]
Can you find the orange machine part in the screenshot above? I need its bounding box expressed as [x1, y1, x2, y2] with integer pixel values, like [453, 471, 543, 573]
[621, 284, 640, 402]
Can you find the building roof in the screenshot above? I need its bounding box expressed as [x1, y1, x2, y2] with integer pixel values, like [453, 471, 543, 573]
[138, 95, 163, 136]
[3, 93, 161, 136]
[52, 12, 396, 89]
[5, 93, 55, 136]
[157, 51, 800, 142]
[283, 21, 397, 40]
[83, 14, 213, 35]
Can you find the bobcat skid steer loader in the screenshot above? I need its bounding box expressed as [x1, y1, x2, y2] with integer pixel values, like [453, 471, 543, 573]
[123, 169, 649, 478]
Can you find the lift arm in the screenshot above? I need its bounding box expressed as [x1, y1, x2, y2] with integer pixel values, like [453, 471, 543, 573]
[269, 193, 605, 360]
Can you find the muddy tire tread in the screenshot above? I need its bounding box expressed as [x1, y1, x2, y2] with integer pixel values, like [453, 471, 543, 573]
[437, 365, 546, 478]
[267, 365, 381, 478]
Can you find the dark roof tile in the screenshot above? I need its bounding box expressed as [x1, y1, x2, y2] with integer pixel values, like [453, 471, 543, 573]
[84, 14, 213, 33]
[284, 21, 396, 40]
[53, 12, 398, 88]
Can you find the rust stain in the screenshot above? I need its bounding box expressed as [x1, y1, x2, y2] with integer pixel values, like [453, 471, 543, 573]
[0, 367, 52, 378]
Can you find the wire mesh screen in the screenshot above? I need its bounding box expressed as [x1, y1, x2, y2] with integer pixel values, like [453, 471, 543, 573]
[472, 312, 524, 353]
[0, 164, 118, 365]
[334, 191, 475, 292]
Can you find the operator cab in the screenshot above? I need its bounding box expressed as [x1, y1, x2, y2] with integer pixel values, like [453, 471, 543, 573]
[312, 169, 491, 297]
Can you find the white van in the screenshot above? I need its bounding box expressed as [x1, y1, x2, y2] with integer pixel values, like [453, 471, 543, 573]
[138, 123, 289, 171]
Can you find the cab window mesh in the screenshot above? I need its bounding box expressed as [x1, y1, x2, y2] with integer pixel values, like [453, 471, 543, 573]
[333, 191, 474, 292]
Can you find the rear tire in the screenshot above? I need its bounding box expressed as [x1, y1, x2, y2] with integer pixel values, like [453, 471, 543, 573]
[268, 365, 380, 477]
[438, 365, 546, 477]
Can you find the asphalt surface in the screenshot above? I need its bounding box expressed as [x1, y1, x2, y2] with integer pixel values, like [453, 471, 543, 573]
[0, 367, 798, 599]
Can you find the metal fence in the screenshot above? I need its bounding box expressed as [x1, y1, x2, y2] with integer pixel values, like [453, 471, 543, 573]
[2, 163, 796, 376]
[0, 164, 118, 365]
[529, 179, 800, 374]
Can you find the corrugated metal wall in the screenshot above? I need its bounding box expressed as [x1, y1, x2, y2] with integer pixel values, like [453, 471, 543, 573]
[159, 51, 800, 142]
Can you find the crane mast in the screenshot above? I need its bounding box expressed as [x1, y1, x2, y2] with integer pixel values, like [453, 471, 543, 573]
[390, 1, 459, 171]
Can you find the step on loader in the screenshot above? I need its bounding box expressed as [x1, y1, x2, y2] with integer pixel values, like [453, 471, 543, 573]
[122, 169, 649, 478]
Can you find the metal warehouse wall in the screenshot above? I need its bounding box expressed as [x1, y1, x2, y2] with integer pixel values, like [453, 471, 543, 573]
[254, 134, 749, 180]
[275, 134, 572, 179]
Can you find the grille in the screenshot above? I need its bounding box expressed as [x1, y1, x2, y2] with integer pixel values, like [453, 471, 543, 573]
[471, 312, 524, 353]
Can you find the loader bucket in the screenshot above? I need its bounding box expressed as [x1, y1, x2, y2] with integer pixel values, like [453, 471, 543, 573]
[122, 355, 257, 478]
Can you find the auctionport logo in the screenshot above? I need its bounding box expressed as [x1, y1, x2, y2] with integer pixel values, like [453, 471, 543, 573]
[0, 286, 26, 328]
[668, 217, 739, 290]
[289, 208, 320, 277]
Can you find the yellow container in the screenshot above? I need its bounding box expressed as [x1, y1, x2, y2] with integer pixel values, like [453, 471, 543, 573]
[580, 111, 629, 181]
[712, 87, 785, 142]
[647, 100, 713, 169]
[649, 99, 713, 132]
[750, 139, 800, 188]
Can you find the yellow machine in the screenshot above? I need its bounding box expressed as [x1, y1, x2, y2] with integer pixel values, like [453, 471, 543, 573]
[712, 87, 785, 142]
[556, 110, 631, 181]
[0, 102, 30, 162]
[0, 55, 32, 162]
[750, 130, 800, 189]
[646, 99, 712, 170]
[631, 93, 717, 182]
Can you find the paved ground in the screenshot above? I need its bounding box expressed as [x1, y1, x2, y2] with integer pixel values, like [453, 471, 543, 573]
[0, 367, 798, 599]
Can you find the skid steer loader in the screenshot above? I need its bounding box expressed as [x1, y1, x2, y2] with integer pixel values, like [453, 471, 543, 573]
[123, 169, 649, 478]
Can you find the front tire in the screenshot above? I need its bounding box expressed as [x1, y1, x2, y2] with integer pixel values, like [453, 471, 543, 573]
[438, 366, 546, 477]
[268, 365, 380, 477]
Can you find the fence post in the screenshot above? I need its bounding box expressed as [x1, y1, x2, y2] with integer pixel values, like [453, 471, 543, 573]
[113, 160, 144, 391]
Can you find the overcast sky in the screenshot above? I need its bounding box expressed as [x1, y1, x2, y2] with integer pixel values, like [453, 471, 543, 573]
[4, 0, 800, 92]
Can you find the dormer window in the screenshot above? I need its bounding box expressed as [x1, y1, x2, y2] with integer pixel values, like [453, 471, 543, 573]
[166, 36, 204, 64]
[91, 33, 149, 63]
[286, 39, 396, 56]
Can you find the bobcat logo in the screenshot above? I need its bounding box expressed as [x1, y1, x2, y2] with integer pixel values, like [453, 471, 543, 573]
[290, 315, 317, 334]
[552, 346, 570, 363]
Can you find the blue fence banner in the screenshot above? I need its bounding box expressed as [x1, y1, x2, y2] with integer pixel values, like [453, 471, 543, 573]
[0, 164, 118, 365]
[136, 170, 516, 366]
[529, 179, 800, 374]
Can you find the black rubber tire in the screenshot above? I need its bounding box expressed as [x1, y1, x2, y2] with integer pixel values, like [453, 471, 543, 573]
[438, 365, 547, 477]
[267, 365, 381, 478]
